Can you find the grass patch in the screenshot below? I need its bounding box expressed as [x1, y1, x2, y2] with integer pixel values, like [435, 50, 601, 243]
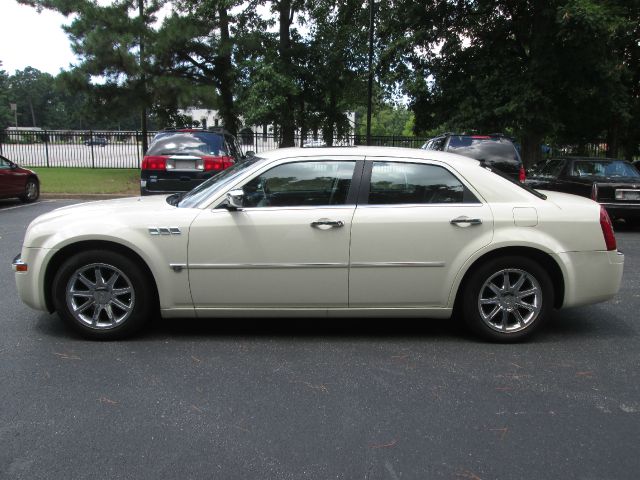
[35, 168, 140, 195]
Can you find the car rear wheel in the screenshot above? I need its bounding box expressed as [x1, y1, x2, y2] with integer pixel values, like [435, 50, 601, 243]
[462, 256, 553, 342]
[52, 250, 153, 339]
[21, 179, 39, 203]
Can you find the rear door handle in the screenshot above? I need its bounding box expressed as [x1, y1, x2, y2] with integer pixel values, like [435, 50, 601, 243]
[311, 219, 345, 228]
[450, 216, 483, 226]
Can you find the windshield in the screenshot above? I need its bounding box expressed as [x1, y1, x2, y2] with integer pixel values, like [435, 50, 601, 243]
[177, 157, 265, 208]
[571, 160, 640, 178]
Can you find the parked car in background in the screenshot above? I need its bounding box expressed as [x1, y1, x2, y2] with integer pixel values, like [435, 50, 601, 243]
[527, 157, 640, 225]
[140, 128, 245, 195]
[0, 155, 40, 203]
[84, 136, 108, 147]
[14, 147, 623, 342]
[421, 133, 525, 181]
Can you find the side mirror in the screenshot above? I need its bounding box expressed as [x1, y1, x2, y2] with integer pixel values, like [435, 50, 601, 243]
[226, 189, 245, 211]
[9, 162, 18, 170]
[245, 151, 255, 158]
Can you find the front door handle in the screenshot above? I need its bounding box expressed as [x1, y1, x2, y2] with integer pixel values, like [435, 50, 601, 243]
[450, 216, 483, 226]
[310, 219, 345, 228]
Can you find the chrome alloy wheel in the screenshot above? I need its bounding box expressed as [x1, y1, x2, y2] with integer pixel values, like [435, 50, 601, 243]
[65, 263, 135, 329]
[25, 181, 38, 201]
[477, 268, 542, 333]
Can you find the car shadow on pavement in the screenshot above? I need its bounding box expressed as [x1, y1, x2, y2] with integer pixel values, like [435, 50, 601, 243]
[145, 315, 473, 341]
[34, 306, 634, 343]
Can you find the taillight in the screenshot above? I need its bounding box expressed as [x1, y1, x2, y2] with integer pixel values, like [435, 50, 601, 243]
[519, 165, 526, 183]
[222, 156, 235, 169]
[142, 156, 167, 170]
[591, 182, 598, 201]
[202, 156, 234, 171]
[599, 206, 617, 251]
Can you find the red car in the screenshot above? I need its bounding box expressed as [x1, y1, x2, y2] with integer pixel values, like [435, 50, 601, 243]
[0, 155, 40, 203]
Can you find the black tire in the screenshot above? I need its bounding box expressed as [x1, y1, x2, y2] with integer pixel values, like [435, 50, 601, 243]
[52, 250, 154, 339]
[461, 256, 553, 342]
[20, 178, 39, 203]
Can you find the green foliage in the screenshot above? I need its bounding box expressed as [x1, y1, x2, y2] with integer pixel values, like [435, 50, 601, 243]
[0, 65, 12, 129]
[355, 104, 415, 137]
[8, 0, 639, 163]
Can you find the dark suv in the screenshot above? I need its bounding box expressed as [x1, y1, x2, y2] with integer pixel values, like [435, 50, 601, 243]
[421, 134, 525, 181]
[141, 128, 245, 195]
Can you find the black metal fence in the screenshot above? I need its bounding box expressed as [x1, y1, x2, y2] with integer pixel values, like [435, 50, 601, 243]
[0, 130, 154, 168]
[1, 128, 627, 168]
[0, 129, 432, 168]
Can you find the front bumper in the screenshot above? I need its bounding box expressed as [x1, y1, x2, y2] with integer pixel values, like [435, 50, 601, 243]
[14, 247, 55, 312]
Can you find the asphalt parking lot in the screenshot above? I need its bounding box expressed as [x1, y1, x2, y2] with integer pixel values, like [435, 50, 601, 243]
[1, 198, 639, 480]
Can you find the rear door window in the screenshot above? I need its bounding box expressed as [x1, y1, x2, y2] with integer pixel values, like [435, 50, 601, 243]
[367, 162, 479, 204]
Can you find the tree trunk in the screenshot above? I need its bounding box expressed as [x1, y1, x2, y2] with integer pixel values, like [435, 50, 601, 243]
[298, 95, 307, 147]
[28, 98, 36, 127]
[278, 0, 296, 147]
[216, 6, 238, 135]
[521, 131, 543, 170]
[606, 121, 620, 159]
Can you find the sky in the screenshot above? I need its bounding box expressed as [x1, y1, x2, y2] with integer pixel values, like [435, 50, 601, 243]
[1, 0, 78, 75]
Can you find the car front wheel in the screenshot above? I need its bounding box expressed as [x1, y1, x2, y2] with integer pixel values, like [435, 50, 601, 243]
[462, 256, 553, 342]
[52, 250, 153, 339]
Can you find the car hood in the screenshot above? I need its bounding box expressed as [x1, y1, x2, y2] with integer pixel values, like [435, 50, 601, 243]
[34, 195, 171, 223]
[23, 195, 195, 248]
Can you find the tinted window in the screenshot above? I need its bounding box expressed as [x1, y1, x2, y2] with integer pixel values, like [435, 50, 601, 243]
[148, 132, 227, 156]
[0, 157, 10, 169]
[368, 162, 477, 204]
[242, 161, 356, 207]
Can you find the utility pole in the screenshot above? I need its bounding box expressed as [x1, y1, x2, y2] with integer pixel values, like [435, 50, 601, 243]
[139, 0, 148, 154]
[10, 103, 17, 127]
[366, 0, 375, 146]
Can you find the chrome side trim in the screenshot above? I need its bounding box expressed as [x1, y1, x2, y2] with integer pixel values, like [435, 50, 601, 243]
[350, 261, 446, 268]
[187, 262, 348, 269]
[181, 261, 445, 270]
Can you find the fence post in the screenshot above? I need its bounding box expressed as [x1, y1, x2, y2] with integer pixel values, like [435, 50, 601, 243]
[136, 130, 140, 166]
[90, 129, 96, 168]
[44, 129, 50, 167]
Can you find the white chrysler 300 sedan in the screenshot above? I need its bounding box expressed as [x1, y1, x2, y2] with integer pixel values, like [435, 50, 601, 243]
[13, 147, 624, 341]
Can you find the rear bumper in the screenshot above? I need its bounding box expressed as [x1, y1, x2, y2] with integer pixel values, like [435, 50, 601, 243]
[555, 250, 624, 308]
[601, 202, 640, 219]
[141, 172, 213, 194]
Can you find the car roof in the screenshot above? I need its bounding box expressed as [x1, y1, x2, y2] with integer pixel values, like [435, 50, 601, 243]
[255, 146, 482, 168]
